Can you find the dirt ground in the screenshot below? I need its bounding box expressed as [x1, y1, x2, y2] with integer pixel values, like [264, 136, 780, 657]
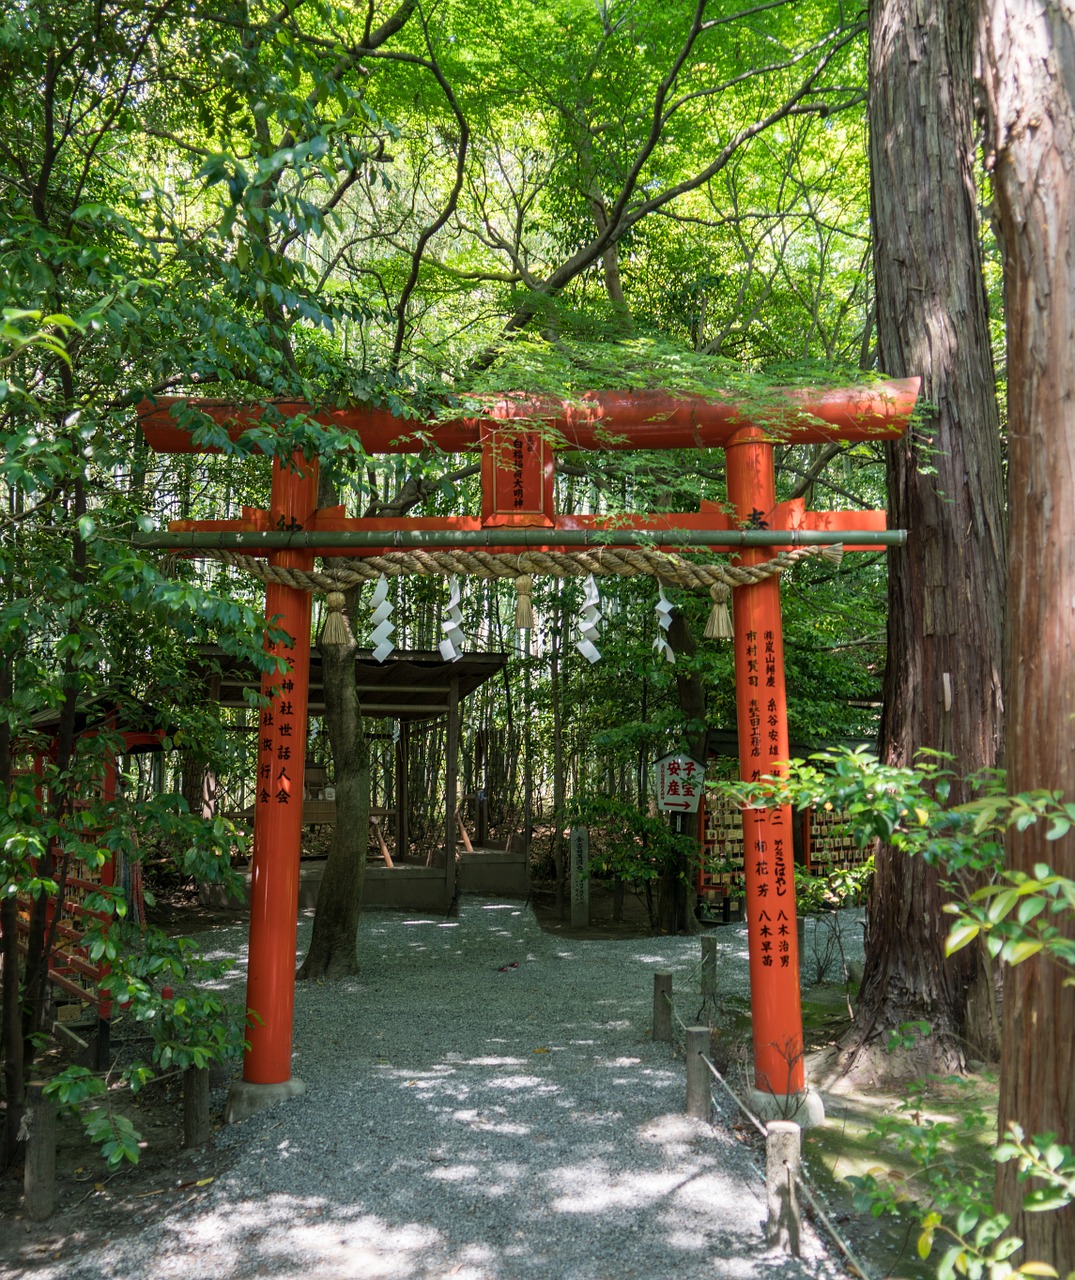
[0, 884, 990, 1280]
[0, 1055, 229, 1272]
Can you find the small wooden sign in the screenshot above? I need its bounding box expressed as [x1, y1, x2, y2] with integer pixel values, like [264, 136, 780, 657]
[479, 427, 555, 527]
[654, 752, 704, 813]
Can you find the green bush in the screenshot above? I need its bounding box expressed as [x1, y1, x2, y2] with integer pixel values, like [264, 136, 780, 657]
[719, 749, 1075, 1279]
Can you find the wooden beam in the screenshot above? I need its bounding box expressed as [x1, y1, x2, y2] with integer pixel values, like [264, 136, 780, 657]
[136, 524, 906, 552]
[137, 379, 920, 456]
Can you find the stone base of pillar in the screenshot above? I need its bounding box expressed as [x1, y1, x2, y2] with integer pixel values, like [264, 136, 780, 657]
[225, 1076, 306, 1124]
[746, 1085, 825, 1130]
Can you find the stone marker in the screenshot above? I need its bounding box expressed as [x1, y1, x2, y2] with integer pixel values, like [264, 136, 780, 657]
[569, 825, 590, 927]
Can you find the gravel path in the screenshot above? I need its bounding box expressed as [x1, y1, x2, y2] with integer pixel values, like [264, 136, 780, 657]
[6, 902, 863, 1280]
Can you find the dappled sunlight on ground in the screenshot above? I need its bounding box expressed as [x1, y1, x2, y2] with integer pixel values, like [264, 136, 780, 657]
[160, 1197, 453, 1279]
[4, 904, 846, 1280]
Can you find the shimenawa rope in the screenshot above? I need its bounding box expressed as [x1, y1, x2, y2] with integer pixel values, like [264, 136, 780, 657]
[203, 543, 844, 635]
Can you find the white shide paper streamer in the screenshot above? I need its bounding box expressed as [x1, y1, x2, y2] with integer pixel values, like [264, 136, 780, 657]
[653, 583, 676, 664]
[438, 575, 464, 662]
[368, 575, 396, 663]
[575, 573, 602, 664]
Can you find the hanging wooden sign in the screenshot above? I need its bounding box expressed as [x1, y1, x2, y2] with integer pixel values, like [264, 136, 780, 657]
[654, 752, 705, 813]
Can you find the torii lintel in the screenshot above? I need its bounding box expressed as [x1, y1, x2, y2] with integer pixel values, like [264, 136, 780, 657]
[138, 379, 918, 550]
[138, 379, 918, 456]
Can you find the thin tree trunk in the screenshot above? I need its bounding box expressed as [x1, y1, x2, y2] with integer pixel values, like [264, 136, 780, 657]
[297, 620, 370, 981]
[978, 2, 1075, 1264]
[0, 652, 24, 1170]
[657, 611, 705, 935]
[857, 0, 1006, 1078]
[550, 587, 566, 914]
[23, 474, 89, 1067]
[588, 182, 631, 331]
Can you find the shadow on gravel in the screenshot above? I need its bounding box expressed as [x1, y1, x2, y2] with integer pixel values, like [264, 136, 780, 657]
[1, 904, 824, 1280]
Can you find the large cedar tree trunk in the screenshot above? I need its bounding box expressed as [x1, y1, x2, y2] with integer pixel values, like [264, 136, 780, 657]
[978, 2, 1075, 1264]
[858, 0, 1006, 1077]
[296, 626, 371, 981]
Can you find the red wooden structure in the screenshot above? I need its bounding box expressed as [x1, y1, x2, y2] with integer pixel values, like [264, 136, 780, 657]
[16, 705, 164, 1064]
[138, 378, 917, 1105]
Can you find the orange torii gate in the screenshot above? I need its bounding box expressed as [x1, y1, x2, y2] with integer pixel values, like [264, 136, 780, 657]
[137, 379, 917, 1119]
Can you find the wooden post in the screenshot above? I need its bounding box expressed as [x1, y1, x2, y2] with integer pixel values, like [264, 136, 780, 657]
[476, 788, 488, 848]
[445, 675, 459, 900]
[766, 1120, 802, 1255]
[373, 818, 394, 868]
[183, 1066, 210, 1147]
[701, 935, 718, 1000]
[685, 1025, 711, 1121]
[24, 1082, 57, 1221]
[396, 721, 409, 862]
[653, 971, 673, 1042]
[725, 429, 805, 1097]
[243, 452, 318, 1086]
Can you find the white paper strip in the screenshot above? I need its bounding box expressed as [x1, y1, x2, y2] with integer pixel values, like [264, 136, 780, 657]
[575, 573, 603, 664]
[653, 584, 676, 664]
[438, 575, 464, 662]
[367, 575, 395, 663]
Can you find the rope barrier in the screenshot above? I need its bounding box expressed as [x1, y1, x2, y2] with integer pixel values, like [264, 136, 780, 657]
[698, 1053, 875, 1279]
[792, 1169, 875, 1280]
[699, 1053, 768, 1138]
[192, 540, 843, 637]
[662, 988, 689, 1034]
[652, 963, 874, 1277]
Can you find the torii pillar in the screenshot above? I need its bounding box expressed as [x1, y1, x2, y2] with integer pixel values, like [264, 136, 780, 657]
[725, 429, 810, 1111]
[226, 452, 318, 1121]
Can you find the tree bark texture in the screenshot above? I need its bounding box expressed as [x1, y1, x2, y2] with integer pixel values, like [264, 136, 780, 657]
[296, 630, 370, 981]
[978, 1, 1075, 1264]
[0, 653, 23, 1170]
[658, 611, 705, 935]
[182, 1066, 210, 1148]
[180, 749, 217, 821]
[865, 0, 1007, 1074]
[0, 895, 22, 1170]
[23, 1082, 56, 1221]
[550, 590, 567, 915]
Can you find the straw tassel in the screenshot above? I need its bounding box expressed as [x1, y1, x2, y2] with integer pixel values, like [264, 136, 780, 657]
[514, 575, 534, 630]
[704, 581, 733, 640]
[321, 590, 353, 646]
[821, 543, 845, 567]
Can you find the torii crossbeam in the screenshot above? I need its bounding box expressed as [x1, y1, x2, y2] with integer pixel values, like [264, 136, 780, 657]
[138, 379, 918, 1119]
